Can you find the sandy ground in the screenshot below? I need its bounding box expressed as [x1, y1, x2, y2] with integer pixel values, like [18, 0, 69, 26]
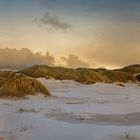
[0, 79, 140, 140]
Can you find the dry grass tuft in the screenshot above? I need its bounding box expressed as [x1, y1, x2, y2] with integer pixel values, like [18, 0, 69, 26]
[0, 76, 51, 97]
[18, 108, 40, 113]
[120, 132, 139, 140]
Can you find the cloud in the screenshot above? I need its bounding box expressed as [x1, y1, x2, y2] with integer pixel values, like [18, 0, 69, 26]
[0, 48, 55, 69]
[61, 54, 90, 69]
[0, 48, 90, 69]
[34, 12, 73, 31]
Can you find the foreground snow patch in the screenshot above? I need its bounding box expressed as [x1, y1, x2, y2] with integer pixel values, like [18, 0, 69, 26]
[0, 79, 140, 140]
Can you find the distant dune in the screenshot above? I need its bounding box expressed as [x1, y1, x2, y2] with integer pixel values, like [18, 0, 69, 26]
[0, 64, 139, 97]
[116, 64, 140, 75]
[19, 64, 139, 84]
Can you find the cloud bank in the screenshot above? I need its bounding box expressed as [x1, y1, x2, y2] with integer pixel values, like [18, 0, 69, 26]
[34, 12, 73, 31]
[0, 48, 55, 69]
[61, 54, 90, 69]
[0, 48, 91, 69]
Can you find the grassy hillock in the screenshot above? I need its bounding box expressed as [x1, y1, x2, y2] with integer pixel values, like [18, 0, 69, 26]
[136, 74, 140, 82]
[0, 64, 137, 98]
[100, 70, 137, 83]
[19, 65, 69, 79]
[117, 64, 140, 75]
[0, 72, 51, 97]
[0, 70, 16, 79]
[74, 68, 106, 84]
[20, 65, 138, 84]
[0, 70, 17, 87]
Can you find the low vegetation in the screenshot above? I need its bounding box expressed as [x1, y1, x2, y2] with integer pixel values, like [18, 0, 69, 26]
[0, 73, 51, 97]
[20, 65, 138, 84]
[116, 65, 140, 75]
[0, 64, 139, 97]
[18, 108, 40, 113]
[119, 132, 139, 140]
[136, 74, 140, 82]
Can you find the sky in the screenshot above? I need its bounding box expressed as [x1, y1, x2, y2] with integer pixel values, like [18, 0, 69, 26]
[0, 0, 140, 69]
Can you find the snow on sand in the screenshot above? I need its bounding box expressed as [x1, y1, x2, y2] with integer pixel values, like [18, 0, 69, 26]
[0, 79, 140, 140]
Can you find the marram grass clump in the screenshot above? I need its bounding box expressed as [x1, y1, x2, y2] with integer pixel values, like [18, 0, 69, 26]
[0, 76, 51, 97]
